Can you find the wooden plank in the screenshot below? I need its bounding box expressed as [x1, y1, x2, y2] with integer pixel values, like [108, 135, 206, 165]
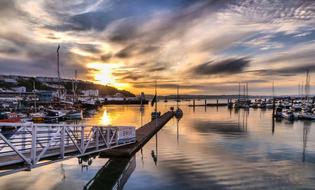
[99, 111, 174, 158]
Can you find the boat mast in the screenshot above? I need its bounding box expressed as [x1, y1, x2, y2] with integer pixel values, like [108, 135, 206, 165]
[246, 82, 249, 102]
[238, 82, 240, 101]
[33, 78, 37, 112]
[272, 80, 275, 98]
[57, 45, 61, 101]
[73, 70, 77, 103]
[177, 85, 179, 109]
[305, 70, 310, 102]
[155, 80, 157, 112]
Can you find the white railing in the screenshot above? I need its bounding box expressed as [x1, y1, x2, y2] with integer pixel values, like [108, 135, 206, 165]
[0, 123, 136, 169]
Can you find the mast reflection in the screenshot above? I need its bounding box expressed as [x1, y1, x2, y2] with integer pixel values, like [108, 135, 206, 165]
[302, 121, 311, 163]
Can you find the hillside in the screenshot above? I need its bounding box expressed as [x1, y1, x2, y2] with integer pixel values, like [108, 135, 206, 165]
[0, 75, 135, 97]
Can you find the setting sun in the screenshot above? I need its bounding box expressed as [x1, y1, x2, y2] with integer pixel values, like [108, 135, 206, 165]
[87, 62, 130, 90]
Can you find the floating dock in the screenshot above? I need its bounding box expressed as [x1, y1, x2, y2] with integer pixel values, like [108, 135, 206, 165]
[188, 103, 227, 107]
[100, 111, 174, 158]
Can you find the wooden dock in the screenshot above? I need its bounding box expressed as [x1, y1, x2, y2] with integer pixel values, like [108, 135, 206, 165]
[100, 111, 174, 158]
[188, 103, 227, 107]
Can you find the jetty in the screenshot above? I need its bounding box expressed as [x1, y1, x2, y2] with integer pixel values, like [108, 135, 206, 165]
[188, 103, 227, 107]
[0, 111, 174, 175]
[0, 123, 136, 175]
[100, 111, 174, 157]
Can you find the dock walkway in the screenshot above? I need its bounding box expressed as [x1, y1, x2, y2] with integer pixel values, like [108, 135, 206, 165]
[100, 111, 174, 157]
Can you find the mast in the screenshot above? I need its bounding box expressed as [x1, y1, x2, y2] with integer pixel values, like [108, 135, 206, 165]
[33, 78, 37, 112]
[155, 80, 157, 112]
[246, 82, 249, 101]
[57, 45, 61, 101]
[272, 80, 275, 98]
[177, 85, 179, 108]
[72, 70, 77, 103]
[238, 82, 240, 100]
[298, 83, 300, 97]
[305, 70, 310, 102]
[243, 84, 246, 100]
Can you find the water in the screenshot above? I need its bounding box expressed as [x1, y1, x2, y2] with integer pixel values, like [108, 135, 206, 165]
[0, 100, 315, 190]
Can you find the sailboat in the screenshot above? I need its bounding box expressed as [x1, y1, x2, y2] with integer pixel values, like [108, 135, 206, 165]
[151, 81, 161, 120]
[175, 85, 183, 119]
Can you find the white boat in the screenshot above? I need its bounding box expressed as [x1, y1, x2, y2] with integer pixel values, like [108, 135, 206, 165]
[45, 110, 67, 122]
[282, 110, 294, 120]
[301, 112, 315, 120]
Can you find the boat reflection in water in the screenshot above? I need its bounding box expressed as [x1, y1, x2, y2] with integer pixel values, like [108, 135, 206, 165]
[78, 154, 98, 171]
[302, 121, 311, 162]
[84, 156, 136, 190]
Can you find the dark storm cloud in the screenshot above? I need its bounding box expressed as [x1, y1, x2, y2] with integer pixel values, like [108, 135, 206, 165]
[115, 45, 134, 58]
[100, 53, 112, 61]
[192, 58, 250, 75]
[251, 64, 315, 77]
[76, 43, 102, 54]
[0, 48, 88, 78]
[147, 66, 167, 72]
[121, 73, 144, 81]
[0, 0, 21, 16]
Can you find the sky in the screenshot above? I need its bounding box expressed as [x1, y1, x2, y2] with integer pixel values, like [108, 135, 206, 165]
[1, 0, 315, 95]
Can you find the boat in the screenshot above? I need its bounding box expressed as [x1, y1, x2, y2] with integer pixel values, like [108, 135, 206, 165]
[66, 110, 83, 120]
[151, 81, 160, 120]
[301, 111, 315, 120]
[0, 112, 21, 123]
[81, 99, 97, 108]
[274, 107, 283, 118]
[44, 109, 67, 123]
[31, 112, 46, 123]
[251, 101, 259, 108]
[151, 111, 161, 120]
[282, 109, 294, 121]
[227, 101, 233, 109]
[175, 108, 183, 118]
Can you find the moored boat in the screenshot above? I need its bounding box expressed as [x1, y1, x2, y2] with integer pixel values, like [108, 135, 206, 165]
[0, 112, 21, 123]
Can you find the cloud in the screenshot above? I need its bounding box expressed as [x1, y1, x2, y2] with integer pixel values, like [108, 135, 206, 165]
[250, 64, 315, 77]
[191, 58, 250, 75]
[1, 0, 315, 95]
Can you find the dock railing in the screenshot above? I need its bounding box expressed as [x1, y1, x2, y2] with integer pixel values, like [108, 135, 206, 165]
[0, 123, 135, 169]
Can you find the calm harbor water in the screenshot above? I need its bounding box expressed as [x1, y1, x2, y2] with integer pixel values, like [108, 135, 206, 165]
[0, 100, 315, 190]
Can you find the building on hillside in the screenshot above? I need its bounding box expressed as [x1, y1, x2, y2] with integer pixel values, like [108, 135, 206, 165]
[3, 78, 17, 84]
[82, 90, 99, 97]
[37, 91, 55, 103]
[12, 86, 26, 93]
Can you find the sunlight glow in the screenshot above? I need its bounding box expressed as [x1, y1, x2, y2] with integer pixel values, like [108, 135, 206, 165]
[87, 62, 130, 90]
[101, 109, 111, 126]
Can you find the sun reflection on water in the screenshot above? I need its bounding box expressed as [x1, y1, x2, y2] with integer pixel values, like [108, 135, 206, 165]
[101, 109, 111, 126]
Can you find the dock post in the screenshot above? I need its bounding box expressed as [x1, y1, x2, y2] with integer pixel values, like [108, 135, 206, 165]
[106, 128, 110, 148]
[60, 126, 65, 159]
[205, 99, 207, 106]
[81, 126, 85, 153]
[95, 128, 99, 150]
[193, 99, 195, 107]
[31, 124, 37, 167]
[217, 99, 219, 106]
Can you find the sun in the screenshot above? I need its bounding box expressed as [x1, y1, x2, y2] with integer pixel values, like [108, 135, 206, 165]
[87, 62, 130, 90]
